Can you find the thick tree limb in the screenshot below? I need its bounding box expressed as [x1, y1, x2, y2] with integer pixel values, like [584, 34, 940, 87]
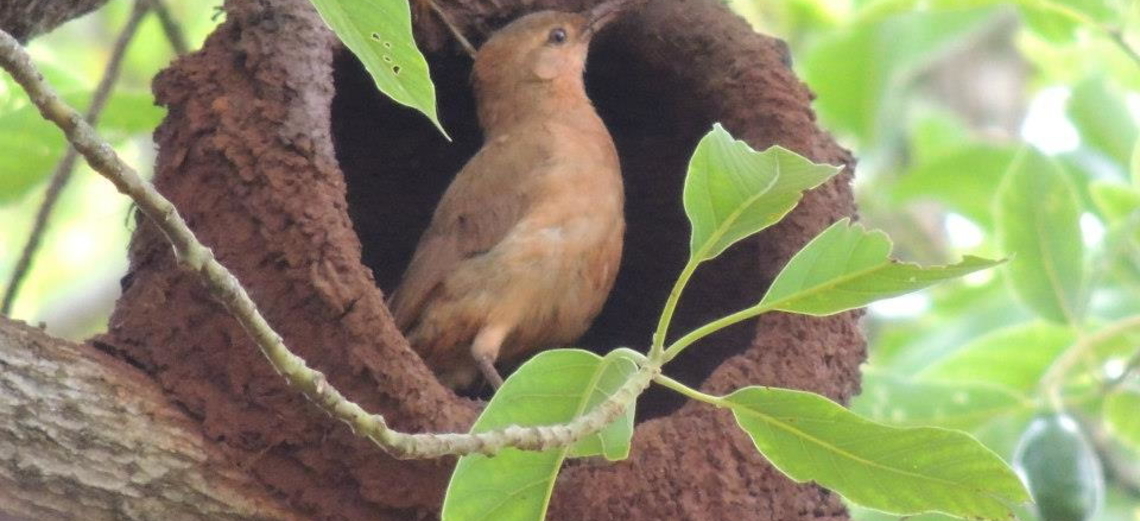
[0, 317, 298, 520]
[0, 0, 110, 43]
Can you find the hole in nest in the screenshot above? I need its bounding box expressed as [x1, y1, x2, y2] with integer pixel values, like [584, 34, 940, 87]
[331, 36, 763, 418]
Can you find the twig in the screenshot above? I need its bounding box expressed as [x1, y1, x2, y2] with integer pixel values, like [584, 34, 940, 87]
[1107, 28, 1140, 71]
[1017, 0, 1140, 70]
[1082, 412, 1140, 498]
[0, 27, 655, 459]
[1040, 314, 1140, 406]
[147, 0, 189, 56]
[427, 0, 477, 58]
[1, 0, 150, 316]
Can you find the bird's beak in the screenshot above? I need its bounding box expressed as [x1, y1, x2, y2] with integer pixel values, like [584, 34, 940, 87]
[583, 0, 632, 38]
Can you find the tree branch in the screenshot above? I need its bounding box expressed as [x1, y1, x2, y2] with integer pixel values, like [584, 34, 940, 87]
[0, 0, 111, 43]
[0, 317, 299, 520]
[147, 0, 189, 56]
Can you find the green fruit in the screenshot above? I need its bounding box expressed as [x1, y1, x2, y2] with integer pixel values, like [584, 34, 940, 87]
[1012, 412, 1104, 521]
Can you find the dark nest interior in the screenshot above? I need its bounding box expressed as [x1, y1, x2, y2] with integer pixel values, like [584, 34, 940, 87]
[331, 31, 766, 417]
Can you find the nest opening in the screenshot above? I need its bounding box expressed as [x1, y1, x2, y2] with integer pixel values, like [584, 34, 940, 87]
[331, 33, 763, 417]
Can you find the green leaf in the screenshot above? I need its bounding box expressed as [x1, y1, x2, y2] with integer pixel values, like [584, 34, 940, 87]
[1067, 76, 1138, 166]
[441, 348, 640, 521]
[724, 386, 1029, 519]
[0, 90, 163, 203]
[1017, 0, 1114, 43]
[854, 0, 1006, 24]
[307, 0, 446, 137]
[684, 123, 840, 262]
[995, 148, 1086, 325]
[97, 91, 165, 137]
[567, 348, 641, 460]
[853, 368, 1031, 431]
[847, 505, 961, 521]
[1104, 389, 1140, 453]
[892, 143, 1020, 229]
[1019, 6, 1078, 42]
[1131, 136, 1140, 187]
[758, 218, 1002, 315]
[1089, 181, 1140, 222]
[919, 321, 1076, 393]
[802, 7, 996, 142]
[870, 279, 1033, 373]
[0, 117, 63, 202]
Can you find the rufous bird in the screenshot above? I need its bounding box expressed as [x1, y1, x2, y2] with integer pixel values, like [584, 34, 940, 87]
[388, 4, 626, 390]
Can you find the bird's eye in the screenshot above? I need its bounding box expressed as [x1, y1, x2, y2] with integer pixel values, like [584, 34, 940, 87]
[547, 27, 567, 45]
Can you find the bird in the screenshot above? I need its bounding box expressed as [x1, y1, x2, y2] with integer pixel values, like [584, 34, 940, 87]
[388, 4, 626, 391]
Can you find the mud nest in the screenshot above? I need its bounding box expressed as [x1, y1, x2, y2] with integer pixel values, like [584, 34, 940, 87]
[104, 0, 864, 518]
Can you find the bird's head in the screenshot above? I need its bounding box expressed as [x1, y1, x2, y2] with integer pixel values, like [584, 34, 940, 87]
[471, 2, 624, 129]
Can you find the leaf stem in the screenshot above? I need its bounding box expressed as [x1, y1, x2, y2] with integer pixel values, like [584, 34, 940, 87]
[653, 373, 727, 407]
[651, 258, 699, 359]
[1017, 0, 1140, 70]
[663, 303, 773, 362]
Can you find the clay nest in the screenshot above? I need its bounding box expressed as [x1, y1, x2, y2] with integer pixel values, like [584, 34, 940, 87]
[102, 0, 863, 518]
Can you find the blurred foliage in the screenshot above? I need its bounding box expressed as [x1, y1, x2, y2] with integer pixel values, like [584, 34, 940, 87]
[0, 0, 219, 339]
[2, 0, 1140, 518]
[728, 0, 1140, 519]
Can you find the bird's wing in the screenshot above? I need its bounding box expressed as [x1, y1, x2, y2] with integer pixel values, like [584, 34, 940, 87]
[388, 141, 546, 330]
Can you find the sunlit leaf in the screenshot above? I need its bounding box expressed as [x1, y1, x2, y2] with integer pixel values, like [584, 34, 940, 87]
[1068, 76, 1138, 166]
[1102, 220, 1140, 291]
[1089, 181, 1140, 222]
[567, 348, 641, 460]
[846, 505, 961, 521]
[0, 90, 163, 203]
[919, 321, 1076, 392]
[684, 123, 840, 263]
[892, 143, 1020, 229]
[1131, 135, 1140, 187]
[853, 368, 1031, 431]
[758, 218, 1002, 315]
[869, 279, 1032, 373]
[0, 119, 62, 202]
[854, 0, 1005, 24]
[802, 7, 996, 142]
[97, 91, 164, 137]
[1018, 0, 1114, 43]
[442, 348, 640, 521]
[995, 148, 1086, 324]
[1104, 389, 1140, 453]
[725, 386, 1029, 519]
[307, 0, 446, 137]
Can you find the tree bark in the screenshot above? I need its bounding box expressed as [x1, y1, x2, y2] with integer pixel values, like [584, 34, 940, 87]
[0, 0, 111, 43]
[0, 317, 297, 520]
[6, 0, 864, 518]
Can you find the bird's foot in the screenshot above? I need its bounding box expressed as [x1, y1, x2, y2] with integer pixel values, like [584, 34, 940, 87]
[475, 354, 505, 390]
